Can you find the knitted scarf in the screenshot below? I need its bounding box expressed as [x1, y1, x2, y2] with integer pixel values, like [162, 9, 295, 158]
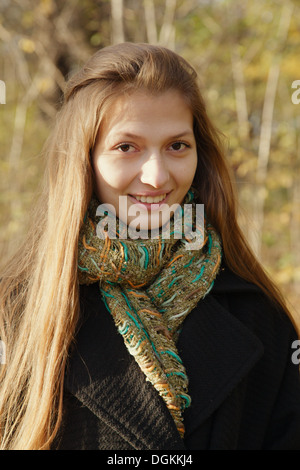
[78, 190, 222, 438]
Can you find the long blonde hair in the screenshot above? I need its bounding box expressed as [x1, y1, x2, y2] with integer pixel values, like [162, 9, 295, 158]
[0, 42, 296, 449]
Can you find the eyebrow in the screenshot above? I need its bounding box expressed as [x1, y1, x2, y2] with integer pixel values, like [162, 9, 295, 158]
[112, 130, 194, 140]
[169, 131, 195, 139]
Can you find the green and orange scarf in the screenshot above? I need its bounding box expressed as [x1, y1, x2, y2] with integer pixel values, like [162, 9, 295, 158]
[78, 190, 222, 438]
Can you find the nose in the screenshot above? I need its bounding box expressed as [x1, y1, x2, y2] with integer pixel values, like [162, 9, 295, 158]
[139, 152, 170, 188]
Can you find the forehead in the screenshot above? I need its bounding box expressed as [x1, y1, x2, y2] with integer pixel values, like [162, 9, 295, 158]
[100, 89, 194, 137]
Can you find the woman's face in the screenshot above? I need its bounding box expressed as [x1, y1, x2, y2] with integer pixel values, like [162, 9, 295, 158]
[92, 89, 198, 231]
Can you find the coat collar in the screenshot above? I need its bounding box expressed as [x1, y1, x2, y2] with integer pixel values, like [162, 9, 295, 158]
[65, 283, 186, 450]
[65, 270, 264, 449]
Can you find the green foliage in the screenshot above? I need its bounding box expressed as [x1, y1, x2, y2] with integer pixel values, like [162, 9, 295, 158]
[0, 0, 299, 309]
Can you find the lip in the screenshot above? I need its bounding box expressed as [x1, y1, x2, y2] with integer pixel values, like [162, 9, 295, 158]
[128, 191, 171, 210]
[130, 190, 172, 197]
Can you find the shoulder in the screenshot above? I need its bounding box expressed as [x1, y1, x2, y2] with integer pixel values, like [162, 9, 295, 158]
[212, 263, 261, 294]
[212, 261, 286, 317]
[210, 263, 298, 352]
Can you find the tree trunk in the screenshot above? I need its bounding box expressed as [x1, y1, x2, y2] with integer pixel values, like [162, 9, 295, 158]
[144, 0, 158, 44]
[159, 0, 177, 49]
[290, 116, 300, 301]
[250, 3, 293, 257]
[231, 45, 250, 142]
[111, 0, 125, 44]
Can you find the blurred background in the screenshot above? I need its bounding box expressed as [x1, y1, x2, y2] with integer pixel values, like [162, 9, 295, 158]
[0, 0, 299, 313]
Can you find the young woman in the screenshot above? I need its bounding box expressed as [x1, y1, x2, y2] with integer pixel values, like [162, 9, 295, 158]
[0, 42, 299, 450]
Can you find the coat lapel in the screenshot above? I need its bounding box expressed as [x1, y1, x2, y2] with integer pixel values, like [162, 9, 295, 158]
[177, 292, 264, 437]
[65, 283, 186, 450]
[65, 276, 264, 448]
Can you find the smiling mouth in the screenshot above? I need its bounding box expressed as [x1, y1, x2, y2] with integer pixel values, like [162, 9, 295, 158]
[133, 193, 167, 204]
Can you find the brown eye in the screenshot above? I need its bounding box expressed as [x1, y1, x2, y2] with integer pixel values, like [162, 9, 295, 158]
[172, 142, 182, 151]
[118, 144, 132, 152]
[170, 141, 189, 151]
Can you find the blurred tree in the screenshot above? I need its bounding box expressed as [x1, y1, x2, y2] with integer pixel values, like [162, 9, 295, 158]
[0, 0, 299, 311]
[111, 0, 125, 43]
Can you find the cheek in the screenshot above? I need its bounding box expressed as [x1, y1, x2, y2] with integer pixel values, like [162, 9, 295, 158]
[94, 159, 129, 190]
[176, 157, 197, 187]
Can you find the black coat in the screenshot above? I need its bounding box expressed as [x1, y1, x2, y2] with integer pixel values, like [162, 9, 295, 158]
[55, 265, 300, 450]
